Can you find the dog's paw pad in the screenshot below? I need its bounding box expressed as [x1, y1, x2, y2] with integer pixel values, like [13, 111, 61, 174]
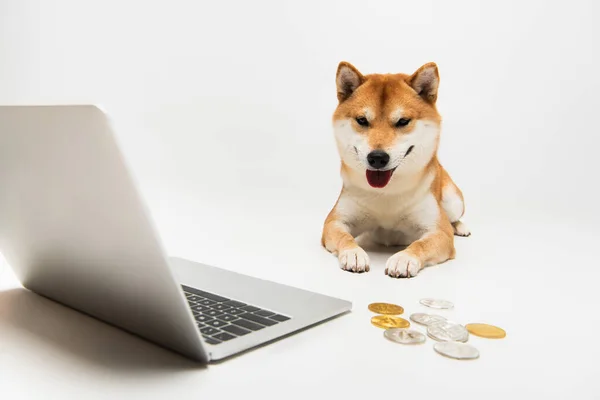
[338, 247, 370, 273]
[452, 221, 471, 237]
[385, 252, 421, 278]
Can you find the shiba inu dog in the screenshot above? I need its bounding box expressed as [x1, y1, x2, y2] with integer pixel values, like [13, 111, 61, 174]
[321, 62, 470, 278]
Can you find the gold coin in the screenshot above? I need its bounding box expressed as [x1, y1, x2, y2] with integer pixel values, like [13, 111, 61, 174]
[371, 315, 410, 329]
[465, 323, 506, 339]
[368, 303, 404, 315]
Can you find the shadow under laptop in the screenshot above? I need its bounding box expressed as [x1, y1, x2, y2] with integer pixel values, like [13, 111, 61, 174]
[0, 288, 204, 373]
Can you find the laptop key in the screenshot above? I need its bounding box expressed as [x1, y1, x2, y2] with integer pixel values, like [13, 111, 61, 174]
[218, 314, 239, 322]
[254, 310, 275, 317]
[240, 305, 261, 312]
[232, 318, 265, 331]
[196, 322, 206, 328]
[222, 300, 246, 308]
[212, 332, 236, 342]
[225, 308, 245, 315]
[197, 292, 229, 302]
[200, 327, 221, 335]
[199, 299, 217, 306]
[211, 304, 232, 311]
[205, 309, 225, 317]
[222, 324, 251, 336]
[269, 314, 291, 322]
[195, 314, 215, 322]
[203, 337, 221, 345]
[239, 313, 278, 326]
[190, 304, 210, 312]
[187, 295, 204, 302]
[206, 319, 229, 328]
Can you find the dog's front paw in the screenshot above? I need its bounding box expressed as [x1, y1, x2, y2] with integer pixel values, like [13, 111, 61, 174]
[338, 247, 370, 273]
[385, 251, 422, 278]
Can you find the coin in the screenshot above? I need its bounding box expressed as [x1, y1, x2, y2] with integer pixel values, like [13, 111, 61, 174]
[368, 303, 404, 315]
[371, 315, 410, 329]
[466, 323, 506, 339]
[419, 298, 454, 309]
[384, 328, 426, 344]
[427, 320, 469, 342]
[434, 342, 479, 360]
[410, 313, 447, 326]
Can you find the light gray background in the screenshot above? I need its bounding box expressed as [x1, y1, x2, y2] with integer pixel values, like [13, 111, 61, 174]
[1, 0, 599, 399]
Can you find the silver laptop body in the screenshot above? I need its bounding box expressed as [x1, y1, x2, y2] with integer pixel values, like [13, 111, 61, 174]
[0, 105, 351, 362]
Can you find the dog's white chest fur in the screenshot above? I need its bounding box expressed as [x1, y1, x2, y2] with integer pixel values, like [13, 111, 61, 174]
[338, 172, 440, 246]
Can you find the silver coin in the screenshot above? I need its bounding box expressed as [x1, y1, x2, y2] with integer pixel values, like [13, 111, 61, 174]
[384, 328, 426, 345]
[410, 313, 447, 326]
[419, 298, 454, 309]
[427, 320, 469, 342]
[434, 342, 479, 360]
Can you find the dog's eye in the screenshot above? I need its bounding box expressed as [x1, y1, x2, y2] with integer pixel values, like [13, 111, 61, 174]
[395, 118, 411, 127]
[355, 117, 369, 127]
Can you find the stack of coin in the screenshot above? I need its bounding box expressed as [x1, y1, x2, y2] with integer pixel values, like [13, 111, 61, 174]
[368, 302, 411, 329]
[426, 320, 469, 342]
[368, 299, 506, 361]
[369, 302, 422, 346]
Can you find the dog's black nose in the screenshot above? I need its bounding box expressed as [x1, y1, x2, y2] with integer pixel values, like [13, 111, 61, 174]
[367, 150, 390, 169]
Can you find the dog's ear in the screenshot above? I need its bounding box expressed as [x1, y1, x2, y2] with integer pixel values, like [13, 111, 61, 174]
[408, 62, 439, 104]
[336, 62, 364, 102]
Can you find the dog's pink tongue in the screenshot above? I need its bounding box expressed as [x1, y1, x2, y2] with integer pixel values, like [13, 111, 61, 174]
[366, 170, 393, 188]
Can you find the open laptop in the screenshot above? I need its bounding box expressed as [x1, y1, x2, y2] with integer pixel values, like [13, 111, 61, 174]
[0, 105, 351, 362]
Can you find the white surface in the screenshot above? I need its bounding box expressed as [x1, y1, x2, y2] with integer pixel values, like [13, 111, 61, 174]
[1, 0, 599, 399]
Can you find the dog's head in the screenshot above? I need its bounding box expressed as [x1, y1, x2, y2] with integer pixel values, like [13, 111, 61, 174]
[332, 62, 442, 190]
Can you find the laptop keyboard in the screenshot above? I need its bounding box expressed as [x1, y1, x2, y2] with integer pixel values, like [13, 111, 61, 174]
[182, 285, 291, 346]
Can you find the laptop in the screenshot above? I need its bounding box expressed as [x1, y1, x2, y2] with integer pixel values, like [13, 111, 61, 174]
[0, 105, 351, 362]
